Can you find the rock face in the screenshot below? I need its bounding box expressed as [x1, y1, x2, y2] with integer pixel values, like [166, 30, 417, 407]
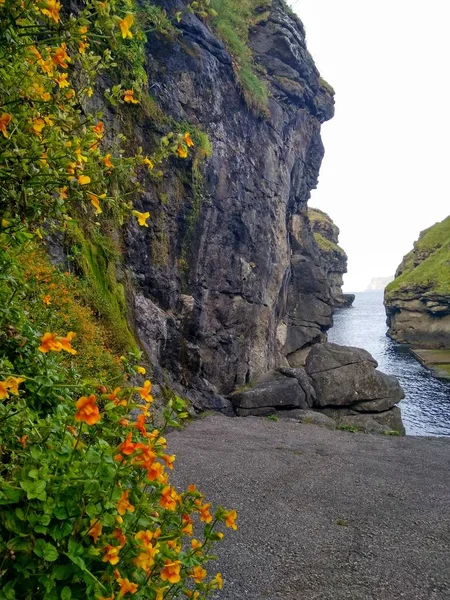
[366, 276, 394, 291]
[229, 343, 405, 433]
[308, 208, 353, 307]
[385, 216, 450, 350]
[124, 0, 338, 403]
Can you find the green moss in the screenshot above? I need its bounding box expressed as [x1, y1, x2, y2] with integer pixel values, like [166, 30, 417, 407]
[318, 77, 335, 96]
[386, 216, 450, 297]
[211, 0, 270, 115]
[66, 222, 136, 354]
[313, 232, 346, 258]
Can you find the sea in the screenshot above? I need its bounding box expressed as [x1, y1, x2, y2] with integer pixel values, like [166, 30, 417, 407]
[328, 290, 450, 436]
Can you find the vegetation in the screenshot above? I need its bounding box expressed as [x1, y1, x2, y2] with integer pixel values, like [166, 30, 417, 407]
[386, 216, 450, 297]
[313, 233, 346, 258]
[210, 0, 271, 115]
[0, 0, 236, 597]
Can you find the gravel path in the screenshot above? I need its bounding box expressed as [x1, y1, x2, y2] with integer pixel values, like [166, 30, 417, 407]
[168, 415, 450, 600]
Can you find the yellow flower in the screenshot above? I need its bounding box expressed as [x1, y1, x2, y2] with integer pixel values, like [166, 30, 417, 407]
[79, 25, 88, 37]
[142, 156, 154, 168]
[135, 366, 146, 375]
[191, 539, 202, 551]
[78, 41, 89, 54]
[86, 87, 93, 97]
[78, 175, 91, 185]
[123, 89, 139, 104]
[93, 121, 104, 137]
[55, 73, 70, 88]
[119, 13, 134, 39]
[42, 295, 51, 305]
[89, 194, 102, 214]
[40, 0, 61, 22]
[212, 573, 224, 590]
[132, 210, 150, 228]
[0, 113, 11, 138]
[177, 145, 188, 159]
[159, 485, 180, 511]
[32, 118, 45, 136]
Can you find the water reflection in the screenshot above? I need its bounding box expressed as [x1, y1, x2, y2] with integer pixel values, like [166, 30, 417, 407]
[328, 291, 450, 436]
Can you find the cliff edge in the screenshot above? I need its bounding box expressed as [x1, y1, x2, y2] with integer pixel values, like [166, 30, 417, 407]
[385, 216, 450, 352]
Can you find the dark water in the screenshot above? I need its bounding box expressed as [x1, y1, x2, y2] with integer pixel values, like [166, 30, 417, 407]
[328, 291, 450, 436]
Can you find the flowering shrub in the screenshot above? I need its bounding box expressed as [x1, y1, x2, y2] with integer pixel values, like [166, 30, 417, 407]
[0, 0, 236, 597]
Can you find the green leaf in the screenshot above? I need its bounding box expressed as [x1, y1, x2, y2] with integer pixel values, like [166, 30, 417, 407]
[34, 539, 58, 562]
[85, 502, 98, 518]
[61, 586, 72, 600]
[20, 479, 47, 501]
[85, 448, 101, 464]
[0, 580, 16, 599]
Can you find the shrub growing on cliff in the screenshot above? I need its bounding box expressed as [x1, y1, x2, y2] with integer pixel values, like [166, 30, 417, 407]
[0, 0, 235, 597]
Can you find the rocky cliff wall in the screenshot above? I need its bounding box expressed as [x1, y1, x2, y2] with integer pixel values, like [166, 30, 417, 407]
[308, 208, 353, 307]
[385, 216, 450, 349]
[120, 0, 339, 407]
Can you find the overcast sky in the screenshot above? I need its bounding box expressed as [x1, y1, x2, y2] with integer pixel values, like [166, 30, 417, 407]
[290, 0, 450, 291]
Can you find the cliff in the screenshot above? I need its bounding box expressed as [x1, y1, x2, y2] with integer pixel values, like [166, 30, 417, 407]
[119, 0, 338, 407]
[366, 276, 394, 291]
[385, 216, 450, 351]
[308, 208, 354, 307]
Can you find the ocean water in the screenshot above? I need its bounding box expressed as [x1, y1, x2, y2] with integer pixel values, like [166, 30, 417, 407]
[328, 291, 450, 436]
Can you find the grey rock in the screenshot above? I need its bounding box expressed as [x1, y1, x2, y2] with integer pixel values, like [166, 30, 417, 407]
[305, 342, 377, 374]
[320, 406, 406, 435]
[371, 407, 405, 434]
[230, 377, 307, 410]
[336, 414, 391, 434]
[236, 406, 276, 417]
[276, 409, 336, 427]
[277, 366, 316, 407]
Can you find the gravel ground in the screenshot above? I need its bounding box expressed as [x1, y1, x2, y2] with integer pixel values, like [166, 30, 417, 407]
[168, 415, 450, 600]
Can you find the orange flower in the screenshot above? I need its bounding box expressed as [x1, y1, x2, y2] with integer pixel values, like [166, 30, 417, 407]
[160, 560, 181, 584]
[103, 153, 114, 168]
[191, 565, 207, 583]
[108, 386, 126, 406]
[42, 295, 51, 306]
[113, 528, 126, 547]
[88, 519, 102, 544]
[52, 43, 70, 68]
[102, 544, 121, 565]
[93, 122, 104, 136]
[135, 530, 153, 547]
[162, 454, 176, 470]
[119, 13, 134, 39]
[138, 380, 153, 402]
[117, 490, 135, 515]
[191, 539, 202, 551]
[187, 484, 197, 494]
[0, 113, 12, 138]
[196, 501, 212, 524]
[4, 377, 25, 396]
[147, 461, 165, 483]
[78, 41, 89, 54]
[58, 331, 77, 354]
[225, 509, 238, 530]
[40, 0, 61, 22]
[123, 89, 139, 104]
[89, 194, 102, 215]
[183, 132, 194, 147]
[74, 394, 101, 425]
[159, 485, 180, 511]
[118, 432, 137, 456]
[18, 435, 28, 448]
[177, 145, 188, 159]
[117, 576, 138, 596]
[133, 544, 159, 572]
[181, 515, 193, 536]
[119, 418, 129, 427]
[135, 413, 147, 436]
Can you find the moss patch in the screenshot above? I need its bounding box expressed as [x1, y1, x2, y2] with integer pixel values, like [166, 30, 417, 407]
[211, 0, 271, 115]
[386, 216, 450, 297]
[313, 232, 346, 258]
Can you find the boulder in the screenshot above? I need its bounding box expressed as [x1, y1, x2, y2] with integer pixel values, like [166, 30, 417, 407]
[229, 376, 308, 411]
[276, 409, 336, 427]
[277, 367, 316, 407]
[305, 343, 404, 411]
[320, 406, 405, 435]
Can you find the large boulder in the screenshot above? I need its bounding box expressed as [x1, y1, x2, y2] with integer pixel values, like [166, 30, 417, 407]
[305, 343, 404, 411]
[229, 375, 308, 412]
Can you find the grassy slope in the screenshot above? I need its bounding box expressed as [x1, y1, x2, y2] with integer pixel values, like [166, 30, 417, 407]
[386, 216, 450, 297]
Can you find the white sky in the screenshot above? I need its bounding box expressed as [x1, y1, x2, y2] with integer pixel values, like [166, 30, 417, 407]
[290, 0, 450, 291]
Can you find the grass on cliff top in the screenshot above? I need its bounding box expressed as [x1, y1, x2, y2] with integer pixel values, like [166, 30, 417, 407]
[211, 0, 270, 115]
[308, 207, 334, 226]
[386, 216, 450, 297]
[313, 232, 346, 258]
